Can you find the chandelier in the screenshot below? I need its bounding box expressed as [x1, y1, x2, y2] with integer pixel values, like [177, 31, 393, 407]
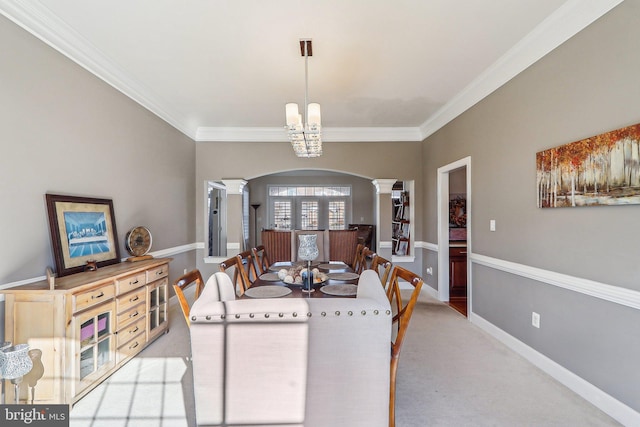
[285, 39, 322, 158]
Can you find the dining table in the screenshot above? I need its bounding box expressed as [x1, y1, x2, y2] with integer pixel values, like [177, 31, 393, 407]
[244, 261, 361, 299]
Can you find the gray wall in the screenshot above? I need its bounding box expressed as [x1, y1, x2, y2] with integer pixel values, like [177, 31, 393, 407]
[422, 1, 639, 413]
[247, 171, 376, 235]
[195, 141, 423, 278]
[0, 14, 197, 329]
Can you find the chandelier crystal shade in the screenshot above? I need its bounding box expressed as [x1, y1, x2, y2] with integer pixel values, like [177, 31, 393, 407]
[285, 39, 322, 158]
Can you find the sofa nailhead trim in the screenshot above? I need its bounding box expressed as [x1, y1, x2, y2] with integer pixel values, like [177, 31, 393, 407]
[278, 313, 284, 317]
[221, 314, 225, 319]
[307, 312, 312, 317]
[348, 311, 353, 316]
[265, 313, 270, 318]
[361, 310, 366, 315]
[206, 315, 211, 320]
[374, 310, 379, 315]
[235, 314, 241, 319]
[335, 311, 341, 316]
[249, 313, 254, 318]
[191, 316, 196, 321]
[321, 312, 327, 317]
[386, 310, 391, 315]
[293, 312, 298, 317]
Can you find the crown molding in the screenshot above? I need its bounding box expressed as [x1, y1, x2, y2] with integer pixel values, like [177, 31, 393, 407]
[1, 0, 622, 143]
[418, 0, 624, 139]
[0, 0, 196, 138]
[195, 126, 423, 142]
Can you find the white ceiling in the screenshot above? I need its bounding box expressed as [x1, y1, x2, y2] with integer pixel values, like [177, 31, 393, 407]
[0, 0, 623, 142]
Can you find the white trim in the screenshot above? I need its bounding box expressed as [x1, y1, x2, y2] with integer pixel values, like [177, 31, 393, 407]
[196, 127, 423, 143]
[1, 1, 621, 143]
[0, 0, 195, 138]
[391, 255, 415, 263]
[437, 157, 472, 304]
[419, 0, 624, 140]
[379, 241, 393, 249]
[0, 242, 198, 297]
[416, 241, 438, 252]
[470, 312, 640, 427]
[472, 253, 640, 311]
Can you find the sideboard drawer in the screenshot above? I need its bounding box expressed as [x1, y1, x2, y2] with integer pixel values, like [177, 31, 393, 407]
[116, 302, 145, 329]
[117, 288, 146, 314]
[74, 285, 115, 313]
[117, 331, 145, 362]
[116, 272, 146, 294]
[146, 265, 168, 283]
[117, 316, 146, 348]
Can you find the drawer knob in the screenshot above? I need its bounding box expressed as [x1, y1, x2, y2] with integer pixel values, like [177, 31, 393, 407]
[130, 311, 139, 318]
[131, 279, 139, 285]
[130, 296, 139, 302]
[92, 292, 104, 299]
[130, 326, 139, 334]
[129, 342, 139, 350]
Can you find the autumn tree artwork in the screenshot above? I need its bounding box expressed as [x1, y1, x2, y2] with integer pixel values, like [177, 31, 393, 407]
[536, 123, 640, 208]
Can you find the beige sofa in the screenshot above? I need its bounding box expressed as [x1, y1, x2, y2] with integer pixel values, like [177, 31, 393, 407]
[189, 270, 392, 427]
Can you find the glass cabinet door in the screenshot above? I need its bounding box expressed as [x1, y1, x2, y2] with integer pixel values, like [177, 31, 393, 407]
[148, 278, 168, 339]
[75, 302, 116, 394]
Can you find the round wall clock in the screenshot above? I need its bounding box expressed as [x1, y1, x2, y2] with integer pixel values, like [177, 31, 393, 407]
[125, 226, 153, 258]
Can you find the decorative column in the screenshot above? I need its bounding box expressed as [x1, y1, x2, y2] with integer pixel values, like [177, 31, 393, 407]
[372, 179, 396, 259]
[222, 179, 247, 257]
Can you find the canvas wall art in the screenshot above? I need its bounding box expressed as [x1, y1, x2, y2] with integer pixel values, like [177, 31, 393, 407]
[536, 123, 640, 208]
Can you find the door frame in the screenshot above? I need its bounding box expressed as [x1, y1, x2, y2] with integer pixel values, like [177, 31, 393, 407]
[437, 156, 471, 315]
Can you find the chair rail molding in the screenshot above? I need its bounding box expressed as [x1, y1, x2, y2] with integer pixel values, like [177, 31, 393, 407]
[472, 253, 640, 311]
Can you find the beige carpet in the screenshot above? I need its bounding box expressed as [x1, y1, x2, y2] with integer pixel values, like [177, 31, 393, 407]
[70, 293, 620, 426]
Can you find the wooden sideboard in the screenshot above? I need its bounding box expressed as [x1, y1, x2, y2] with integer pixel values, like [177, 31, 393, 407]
[1, 258, 171, 405]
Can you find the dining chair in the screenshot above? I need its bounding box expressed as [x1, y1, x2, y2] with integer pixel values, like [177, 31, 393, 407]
[261, 230, 292, 263]
[328, 229, 359, 264]
[351, 244, 368, 274]
[219, 254, 253, 297]
[237, 249, 258, 283]
[371, 254, 393, 295]
[173, 269, 205, 327]
[387, 265, 423, 427]
[251, 245, 271, 274]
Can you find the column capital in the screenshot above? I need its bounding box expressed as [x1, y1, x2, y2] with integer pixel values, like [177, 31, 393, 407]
[372, 179, 397, 194]
[222, 179, 247, 194]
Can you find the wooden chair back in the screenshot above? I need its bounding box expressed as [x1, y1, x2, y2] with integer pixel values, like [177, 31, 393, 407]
[351, 244, 368, 274]
[251, 245, 271, 274]
[173, 269, 205, 327]
[387, 265, 423, 427]
[218, 255, 252, 297]
[261, 230, 292, 263]
[238, 249, 258, 284]
[328, 229, 359, 264]
[371, 254, 393, 294]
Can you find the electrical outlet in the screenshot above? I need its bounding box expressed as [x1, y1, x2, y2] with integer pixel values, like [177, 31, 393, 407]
[183, 268, 188, 275]
[490, 219, 496, 231]
[426, 267, 433, 275]
[532, 312, 540, 328]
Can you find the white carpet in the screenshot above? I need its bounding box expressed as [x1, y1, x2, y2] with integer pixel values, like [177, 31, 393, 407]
[70, 294, 620, 426]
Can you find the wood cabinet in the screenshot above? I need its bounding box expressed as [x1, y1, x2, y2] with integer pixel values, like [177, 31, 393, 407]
[1, 258, 171, 405]
[449, 246, 467, 297]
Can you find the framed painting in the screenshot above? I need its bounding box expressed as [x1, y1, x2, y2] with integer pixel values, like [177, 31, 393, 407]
[45, 194, 121, 277]
[537, 122, 640, 208]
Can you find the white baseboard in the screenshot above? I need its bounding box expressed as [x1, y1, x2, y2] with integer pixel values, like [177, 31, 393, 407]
[470, 312, 640, 427]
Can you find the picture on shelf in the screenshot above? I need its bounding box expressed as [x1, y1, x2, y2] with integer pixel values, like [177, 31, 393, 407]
[46, 194, 121, 277]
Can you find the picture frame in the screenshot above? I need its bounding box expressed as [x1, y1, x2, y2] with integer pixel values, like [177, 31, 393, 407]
[45, 194, 121, 277]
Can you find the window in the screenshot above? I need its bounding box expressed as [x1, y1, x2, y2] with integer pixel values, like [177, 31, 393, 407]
[268, 186, 351, 230]
[300, 201, 318, 229]
[273, 200, 292, 229]
[328, 200, 346, 230]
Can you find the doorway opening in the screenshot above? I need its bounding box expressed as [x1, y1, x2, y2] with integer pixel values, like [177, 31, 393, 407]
[437, 157, 471, 317]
